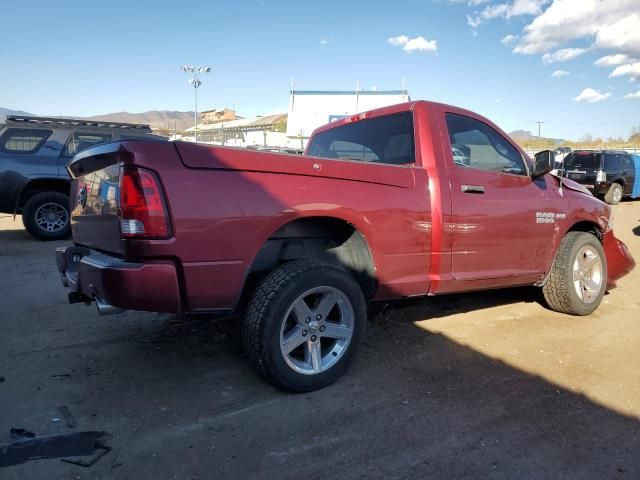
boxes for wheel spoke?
[315,291,338,319]
[582,254,598,270]
[281,326,306,354]
[305,341,322,373]
[583,278,600,293]
[292,298,313,324]
[321,323,352,341]
[573,268,582,282]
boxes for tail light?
[119,166,170,238]
[596,169,606,183]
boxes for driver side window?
[445,113,526,175]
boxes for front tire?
[22,192,71,241]
[242,260,366,392]
[542,232,607,315]
[604,183,623,205]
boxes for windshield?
[307,112,415,165]
[564,152,601,170]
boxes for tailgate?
[68,142,127,254]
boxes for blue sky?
[1,0,638,139]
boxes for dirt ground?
[1,202,639,480]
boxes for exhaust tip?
[95,297,125,316]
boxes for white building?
[286,89,410,141]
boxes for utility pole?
[536,121,545,138]
[181,65,211,142]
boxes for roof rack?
[5,115,151,130]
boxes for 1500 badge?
[536,212,566,224]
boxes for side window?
[0,128,52,153]
[307,111,415,165]
[62,133,112,157]
[445,113,526,175]
[624,155,634,169]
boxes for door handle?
[461,184,485,194]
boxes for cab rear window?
[307,112,415,165]
[0,128,52,153]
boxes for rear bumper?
[56,246,181,313]
[602,231,635,289]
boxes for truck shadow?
[49,303,640,480]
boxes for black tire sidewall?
[564,233,607,315]
[22,192,71,241]
[260,265,366,392]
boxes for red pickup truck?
[56,101,635,392]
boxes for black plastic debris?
[0,430,106,468]
[58,406,76,429]
[10,429,35,440]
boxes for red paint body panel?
[62,100,634,314]
[602,231,635,289]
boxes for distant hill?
[86,111,196,132]
[509,130,565,145]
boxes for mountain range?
[85,111,195,131]
[0,107,195,131]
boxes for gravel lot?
[1,203,639,479]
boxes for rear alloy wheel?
[243,260,366,392]
[22,192,71,241]
[543,232,607,315]
[604,183,623,205]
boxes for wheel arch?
[17,178,71,211]
[566,220,603,242]
[242,215,378,306]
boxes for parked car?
[56,101,635,392]
[561,150,637,205]
[0,115,159,240]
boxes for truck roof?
[4,115,152,132]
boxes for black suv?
[0,116,157,240]
[562,150,636,205]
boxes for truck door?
[443,113,563,284]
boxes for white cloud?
[609,62,640,78]
[388,35,437,53]
[466,14,481,28]
[574,88,612,103]
[501,34,519,46]
[594,54,632,67]
[468,0,549,27]
[594,13,640,55]
[623,90,640,99]
[542,47,587,64]
[551,69,570,77]
[513,0,639,55]
[319,39,329,45]
[388,35,409,47]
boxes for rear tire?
[22,192,71,241]
[542,232,607,315]
[242,260,366,392]
[604,183,623,205]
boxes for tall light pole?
[536,121,545,138]
[181,65,211,142]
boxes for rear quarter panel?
[126,141,433,312]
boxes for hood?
[549,173,593,196]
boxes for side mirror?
[531,150,554,178]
